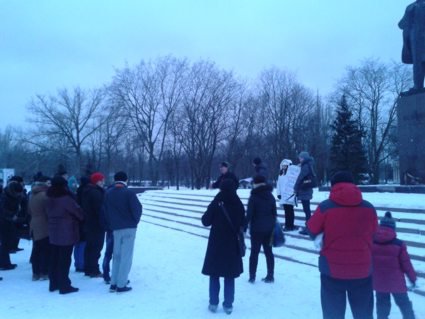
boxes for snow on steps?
[138,189,425,297]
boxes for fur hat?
[90,172,105,184]
[280,159,292,168]
[330,171,354,186]
[380,211,396,230]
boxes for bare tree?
[258,68,315,172]
[178,61,240,189]
[338,59,411,183]
[109,56,187,184]
[27,87,106,174]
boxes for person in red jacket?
[372,211,416,319]
[307,171,378,319]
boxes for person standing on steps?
[202,178,245,315]
[276,159,297,231]
[103,171,142,293]
[294,151,316,235]
[373,211,417,319]
[210,161,239,190]
[252,157,269,181]
[245,175,276,284]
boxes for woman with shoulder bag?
[201,179,245,315]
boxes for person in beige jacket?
[29,176,51,281]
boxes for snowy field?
[1,188,425,319]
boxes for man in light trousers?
[103,171,142,293]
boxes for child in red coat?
[372,211,416,319]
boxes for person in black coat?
[210,162,239,190]
[294,151,316,235]
[73,176,90,272]
[252,157,269,181]
[245,175,277,283]
[202,179,245,314]
[81,172,105,277]
[0,181,23,270]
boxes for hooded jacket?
[307,182,378,279]
[245,184,277,233]
[372,226,416,293]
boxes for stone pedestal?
[397,92,425,184]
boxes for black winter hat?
[253,157,262,165]
[10,175,24,183]
[114,171,128,182]
[380,211,396,230]
[220,161,230,168]
[8,181,23,193]
[330,171,354,186]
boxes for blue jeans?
[73,241,86,271]
[376,292,415,319]
[102,231,114,281]
[209,276,235,308]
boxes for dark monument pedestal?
[398,92,425,184]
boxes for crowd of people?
[0,154,419,318]
[205,152,417,318]
[0,169,142,294]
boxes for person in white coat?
[276,159,297,231]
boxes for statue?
[399,0,425,93]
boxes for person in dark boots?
[46,176,84,294]
[29,176,51,281]
[81,172,105,278]
[0,181,23,270]
[294,151,316,235]
[245,175,276,283]
[373,212,417,319]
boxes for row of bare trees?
[0,56,411,187]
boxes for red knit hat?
[90,172,105,184]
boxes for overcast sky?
[0,0,411,128]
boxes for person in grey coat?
[294,151,316,235]
[103,171,142,293]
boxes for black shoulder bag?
[218,201,246,257]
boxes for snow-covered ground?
[1,189,425,319]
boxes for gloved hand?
[277,195,281,200]
[408,280,417,291]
